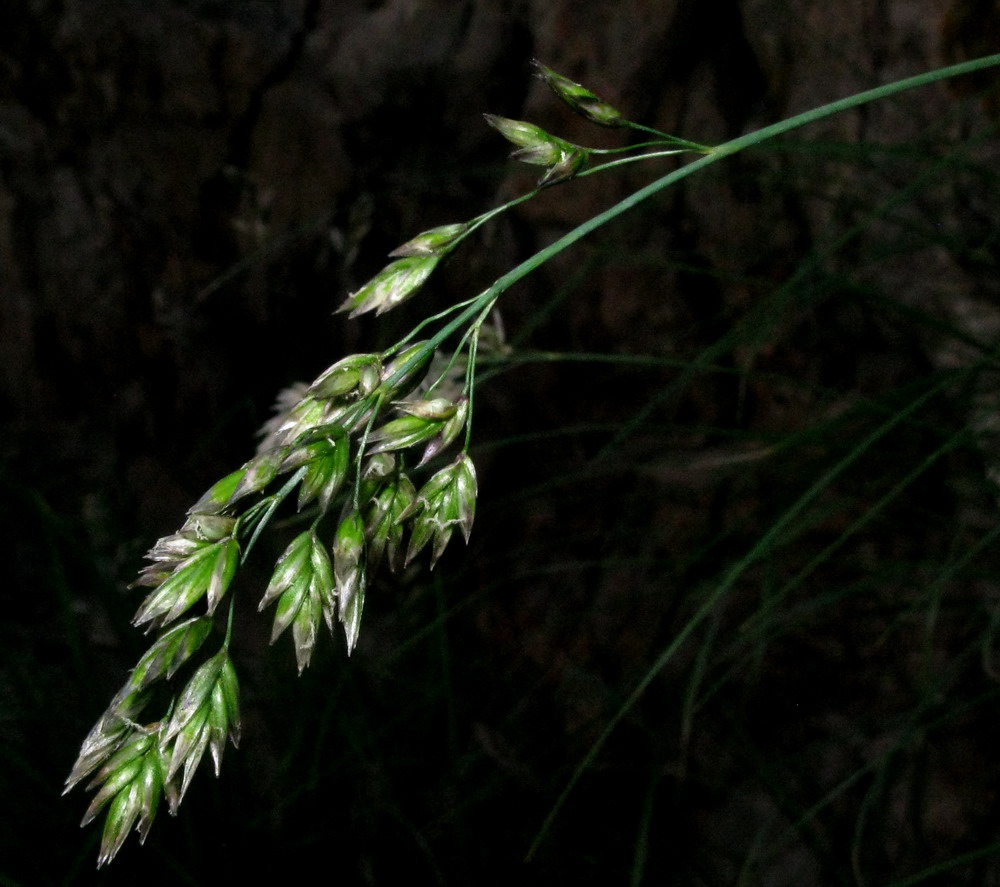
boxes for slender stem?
[463,327,480,453]
[352,393,386,510]
[223,597,235,650]
[710,53,1000,158]
[406,50,1000,365]
[453,189,542,248]
[588,140,692,155]
[579,148,690,176]
[625,120,711,151]
[382,52,1000,433]
[237,467,307,561]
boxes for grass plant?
[64,53,1000,876]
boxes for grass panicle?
[65,54,1000,867]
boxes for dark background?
[3,1,1000,884]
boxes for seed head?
[333,512,367,654]
[288,434,351,512]
[188,467,248,515]
[380,341,433,400]
[308,352,383,401]
[483,114,554,153]
[389,223,470,258]
[394,397,459,421]
[77,725,168,867]
[419,396,469,464]
[338,256,439,317]
[403,454,479,568]
[364,472,416,573]
[127,616,214,692]
[538,144,589,186]
[162,650,240,808]
[366,415,444,455]
[228,449,285,503]
[132,537,239,628]
[532,60,625,127]
[484,113,588,185]
[259,531,335,671]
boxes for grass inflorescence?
[65,54,1000,870]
